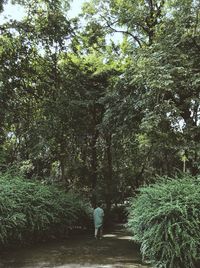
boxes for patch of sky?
[67,0,85,18]
[0,0,123,44]
[0,1,24,23]
[0,0,85,23]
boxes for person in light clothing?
[93,202,104,239]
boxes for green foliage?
[0,0,200,213]
[127,175,200,268]
[0,173,92,246]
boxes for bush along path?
[127,174,200,268]
[0,174,92,247]
[0,174,149,267]
[0,224,149,268]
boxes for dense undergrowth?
[0,173,92,247]
[127,175,200,268]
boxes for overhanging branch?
[106,22,142,47]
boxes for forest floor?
[0,225,150,268]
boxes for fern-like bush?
[127,175,200,268]
[0,174,92,246]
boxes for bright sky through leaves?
[0,0,85,22]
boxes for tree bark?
[105,132,112,213]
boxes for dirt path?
[0,226,150,268]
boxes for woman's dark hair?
[97,201,102,207]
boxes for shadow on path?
[0,225,150,268]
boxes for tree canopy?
[0,0,200,209]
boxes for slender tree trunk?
[90,103,99,207]
[91,132,98,187]
[105,132,112,213]
[60,157,66,181]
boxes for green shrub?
[127,175,200,268]
[0,173,92,246]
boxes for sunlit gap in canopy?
[0,0,25,23]
[0,0,85,23]
[0,0,124,46]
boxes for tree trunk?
[105,132,112,213]
[91,130,98,207]
[90,103,99,207]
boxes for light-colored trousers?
[95,226,103,238]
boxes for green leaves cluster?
[127,175,200,268]
[0,0,200,210]
[0,173,92,246]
